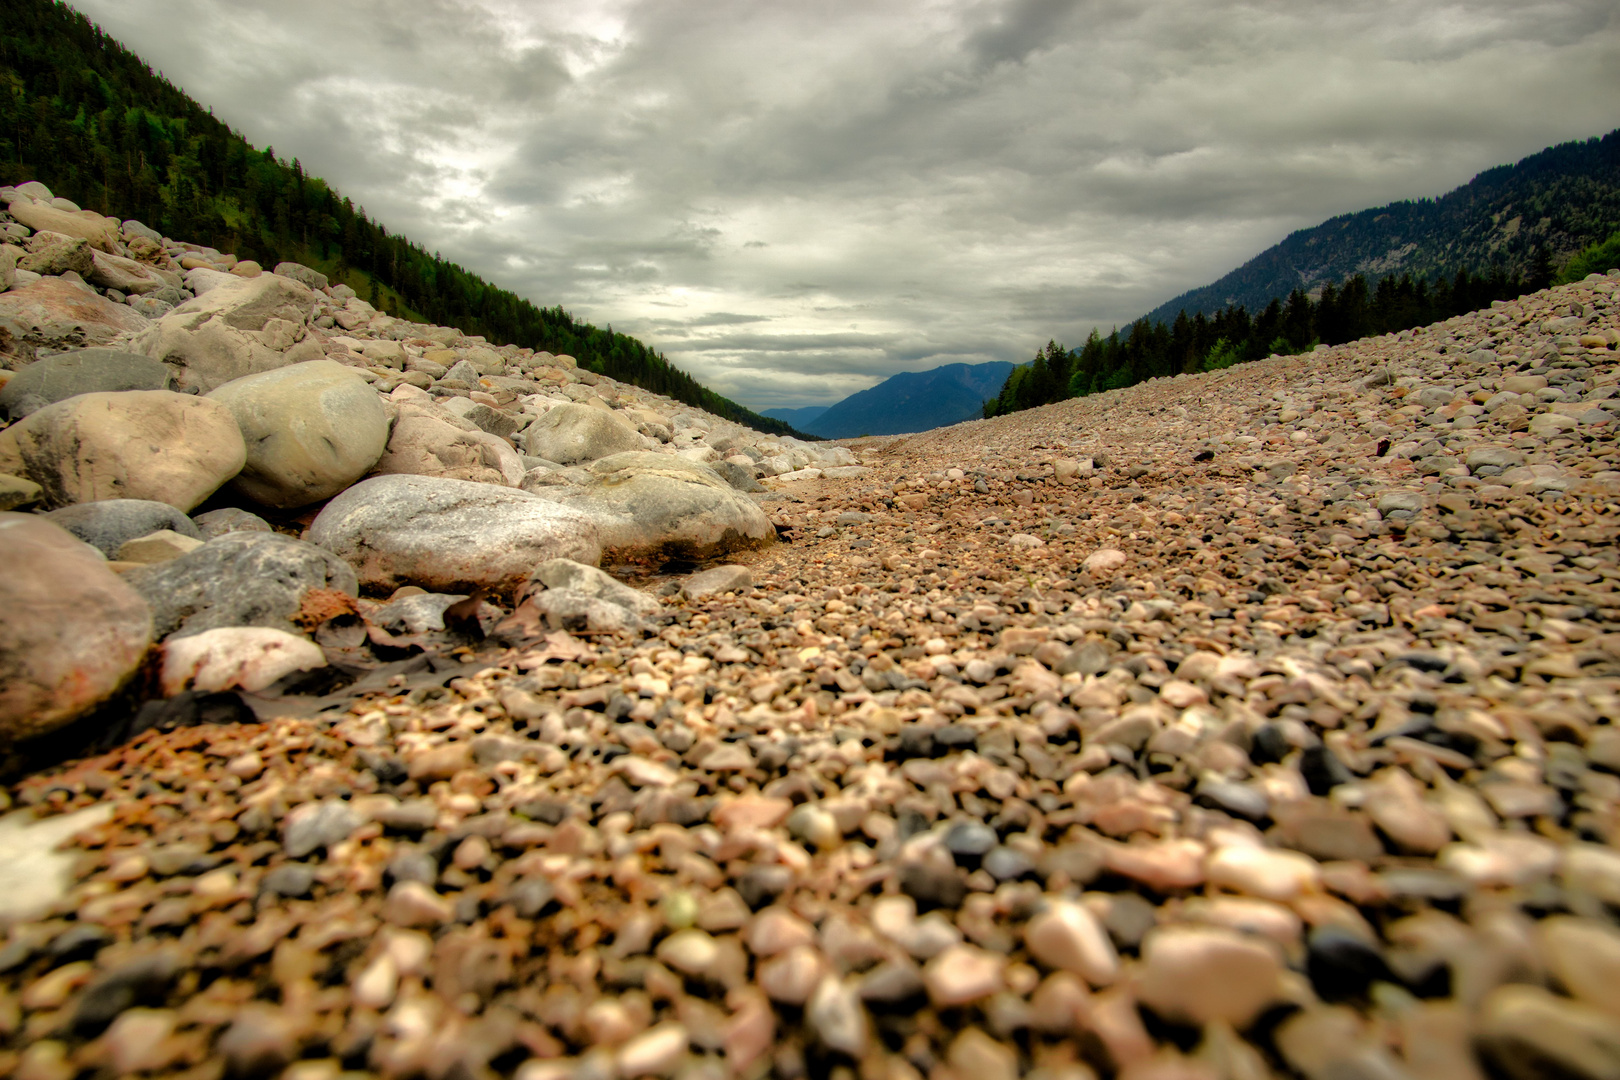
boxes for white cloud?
[70,0,1620,407]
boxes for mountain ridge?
[801,361,1014,439]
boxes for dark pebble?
[48,923,113,965]
[934,724,977,751]
[896,726,938,759]
[858,960,927,1006]
[737,864,795,909]
[1300,744,1354,796]
[983,846,1036,881]
[386,846,438,887]
[1194,776,1270,822]
[73,950,182,1033]
[1307,925,1393,1001]
[944,821,997,862]
[261,864,316,899]
[507,876,556,918]
[1251,723,1290,765]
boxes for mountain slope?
[0,0,803,437]
[805,362,1014,438]
[1144,130,1620,326]
[762,406,829,429]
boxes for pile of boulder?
[0,180,867,744]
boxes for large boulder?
[87,248,174,295]
[526,451,774,562]
[371,403,523,487]
[272,262,328,291]
[206,360,389,509]
[19,235,94,278]
[0,514,152,741]
[521,402,643,464]
[306,474,603,596]
[130,273,323,393]
[123,531,359,640]
[0,390,245,511]
[0,277,151,348]
[0,348,173,420]
[44,499,202,558]
[2,198,120,253]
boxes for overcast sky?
[71,0,1620,409]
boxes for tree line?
[984,262,1551,418]
[0,0,804,437]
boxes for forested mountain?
[1144,131,1620,326]
[761,406,830,429]
[806,362,1014,438]
[986,130,1620,418]
[0,0,803,437]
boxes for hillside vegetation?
[0,0,802,436]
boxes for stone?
[124,531,358,640]
[681,564,752,599]
[0,804,116,920]
[948,1029,1018,1080]
[87,249,170,295]
[372,403,523,488]
[1540,916,1620,1017]
[207,360,389,508]
[216,1003,301,1078]
[0,348,173,420]
[306,475,603,596]
[806,976,869,1057]
[117,529,205,564]
[273,262,328,290]
[526,451,774,562]
[0,514,152,740]
[0,277,151,347]
[1084,548,1127,574]
[19,235,94,278]
[1024,899,1120,986]
[617,1021,688,1077]
[44,499,202,557]
[924,944,1004,1007]
[1205,843,1320,901]
[382,881,454,927]
[131,273,322,393]
[192,506,272,540]
[528,558,661,616]
[1476,984,1620,1080]
[160,626,328,696]
[4,198,120,251]
[1304,926,1391,1002]
[1135,926,1284,1027]
[282,799,362,859]
[521,402,644,464]
[0,473,41,510]
[0,390,245,511]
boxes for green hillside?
[0,0,803,437]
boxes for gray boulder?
[19,235,94,278]
[130,273,323,393]
[0,514,152,741]
[306,474,603,596]
[371,403,521,487]
[442,359,481,385]
[45,499,202,558]
[206,360,389,509]
[123,531,358,640]
[528,558,661,615]
[272,262,329,291]
[526,451,774,562]
[713,459,765,493]
[0,348,173,420]
[521,402,643,465]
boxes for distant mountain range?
[776,361,1015,439]
[761,406,830,429]
[1144,129,1620,326]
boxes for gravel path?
[2,275,1619,1080]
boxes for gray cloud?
[70,0,1620,407]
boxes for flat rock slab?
[307,474,604,596]
[0,277,150,347]
[0,805,117,921]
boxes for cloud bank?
[71,0,1620,407]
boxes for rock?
[526,451,774,562]
[923,944,1004,1007]
[372,403,522,487]
[617,1021,688,1077]
[806,976,869,1057]
[160,626,327,696]
[1540,916,1620,1017]
[521,402,644,464]
[124,531,358,640]
[681,564,752,599]
[1084,548,1127,574]
[0,390,245,511]
[1135,926,1284,1027]
[529,559,660,616]
[0,514,152,739]
[44,499,202,557]
[4,199,120,251]
[0,804,116,920]
[192,506,272,539]
[0,277,150,347]
[1304,926,1391,1002]
[130,273,322,393]
[0,347,173,420]
[306,475,603,596]
[382,881,454,927]
[0,473,42,510]
[0,243,16,291]
[1476,984,1620,1080]
[947,1029,1018,1080]
[1205,843,1320,901]
[368,592,471,635]
[216,1003,301,1078]
[207,360,389,508]
[117,529,204,564]
[19,235,94,278]
[87,249,169,295]
[282,799,361,859]
[713,459,765,492]
[1024,899,1120,985]
[273,262,328,290]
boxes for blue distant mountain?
[803,361,1015,439]
[761,405,830,429]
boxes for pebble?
[924,944,1005,1007]
[1135,926,1285,1026]
[1024,899,1119,985]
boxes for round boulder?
[44,499,202,558]
[0,349,174,420]
[123,531,358,640]
[526,451,773,563]
[206,360,389,509]
[0,390,245,511]
[306,474,603,596]
[0,514,152,741]
[521,402,643,465]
